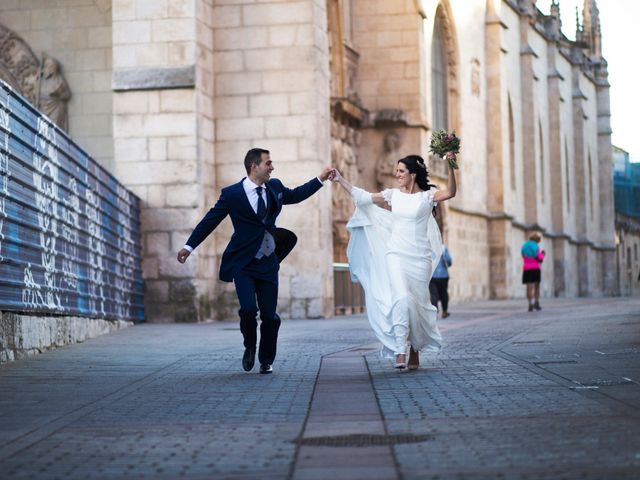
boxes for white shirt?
[243,177,275,258]
[242,177,268,214]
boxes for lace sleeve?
[381,188,393,207]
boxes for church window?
[342,0,352,45]
[431,13,448,132]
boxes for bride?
[331,153,457,370]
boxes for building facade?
[613,146,640,296]
[0,0,619,323]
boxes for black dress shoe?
[259,364,273,374]
[242,349,255,372]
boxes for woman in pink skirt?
[521,232,545,311]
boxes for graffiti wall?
[0,80,143,321]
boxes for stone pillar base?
[0,312,132,363]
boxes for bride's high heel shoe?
[394,353,407,369]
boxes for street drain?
[295,433,431,447]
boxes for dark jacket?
[186,177,323,282]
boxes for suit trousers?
[234,253,280,365]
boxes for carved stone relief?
[0,24,71,131]
[331,117,361,263]
[375,130,402,190]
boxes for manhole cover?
[295,433,431,447]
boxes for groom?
[177,148,333,374]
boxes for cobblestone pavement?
[0,297,639,480]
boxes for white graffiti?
[22,263,44,308]
[0,108,8,132]
[0,98,9,262]
[60,178,80,289]
[86,187,106,316]
[115,184,135,318]
[23,117,63,310]
[0,134,8,262]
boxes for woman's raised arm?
[433,152,457,203]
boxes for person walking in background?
[521,232,545,312]
[429,246,452,318]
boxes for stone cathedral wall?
[0,0,623,324]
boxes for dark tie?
[256,186,267,219]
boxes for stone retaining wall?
[0,312,132,363]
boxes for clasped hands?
[319,166,342,183]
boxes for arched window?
[431,12,448,132]
[508,96,515,190]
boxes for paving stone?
[0,298,638,479]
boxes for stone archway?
[428,1,461,180]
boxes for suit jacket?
[186,177,323,282]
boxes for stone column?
[571,64,590,296]
[111,0,217,322]
[485,4,510,299]
[547,48,566,296]
[594,64,617,295]
[519,12,538,227]
[211,0,333,319]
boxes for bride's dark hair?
[398,155,436,191]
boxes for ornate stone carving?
[0,24,71,131]
[375,130,402,190]
[0,23,40,104]
[331,118,361,262]
[373,109,407,127]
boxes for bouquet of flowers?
[429,130,460,169]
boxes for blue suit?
[185,176,323,365]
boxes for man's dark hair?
[244,148,270,175]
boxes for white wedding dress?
[346,187,443,358]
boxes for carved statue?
[38,56,71,130]
[0,24,71,131]
[375,130,401,190]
